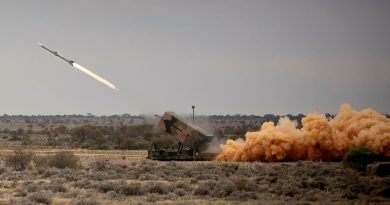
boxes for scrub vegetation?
[0,149,388,205]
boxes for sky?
[0,0,389,116]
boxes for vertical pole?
[192,105,195,124]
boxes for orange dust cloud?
[216,104,390,162]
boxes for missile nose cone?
[37,42,43,46]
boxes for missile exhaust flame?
[72,63,119,92]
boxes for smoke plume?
[72,63,119,91]
[216,104,390,162]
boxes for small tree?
[48,151,79,169]
[5,149,34,171]
[342,147,380,172]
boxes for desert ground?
[0,147,388,205]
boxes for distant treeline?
[0,124,174,150]
[0,113,389,150]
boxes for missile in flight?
[37,42,74,65]
[37,42,119,91]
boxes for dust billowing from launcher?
[216,104,390,161]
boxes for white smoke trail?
[72,63,119,92]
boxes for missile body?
[38,43,74,65]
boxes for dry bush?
[0,166,6,175]
[96,181,144,196]
[175,188,186,196]
[145,193,162,203]
[97,181,117,193]
[303,189,321,201]
[138,173,161,181]
[48,151,80,169]
[32,155,50,170]
[72,179,92,189]
[45,183,67,193]
[228,191,257,200]
[9,198,30,205]
[32,151,81,170]
[301,177,326,190]
[90,158,111,171]
[142,182,173,195]
[212,180,237,197]
[144,192,176,203]
[76,198,99,205]
[194,179,236,197]
[13,189,27,197]
[220,163,239,176]
[63,170,82,181]
[5,149,34,171]
[119,183,143,196]
[233,178,249,191]
[28,192,52,204]
[194,183,210,196]
[41,167,61,178]
[26,183,42,193]
[84,171,109,181]
[61,190,79,199]
[175,181,192,192]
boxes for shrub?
[301,177,326,190]
[194,185,209,196]
[234,178,248,191]
[0,166,6,175]
[175,182,192,192]
[14,189,27,197]
[98,182,116,193]
[119,183,143,196]
[212,180,236,197]
[96,181,144,196]
[90,159,111,171]
[228,191,257,200]
[26,183,41,193]
[145,183,165,194]
[33,155,50,170]
[143,182,172,195]
[47,183,67,193]
[343,147,380,172]
[175,188,186,197]
[145,193,162,203]
[28,192,52,204]
[76,198,99,205]
[194,179,239,198]
[5,149,34,171]
[48,151,80,169]
[41,168,61,178]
